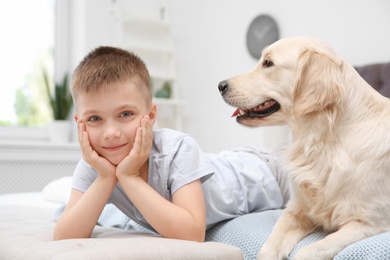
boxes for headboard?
[355,62,390,97]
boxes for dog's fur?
[219,36,390,259]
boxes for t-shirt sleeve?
[71,159,98,193]
[168,136,214,194]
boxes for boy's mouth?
[103,143,127,151]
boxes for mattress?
[0,179,243,260]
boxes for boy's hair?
[71,46,152,104]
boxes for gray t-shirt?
[72,128,283,231]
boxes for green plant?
[42,69,73,120]
[155,81,172,98]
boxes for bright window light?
[0,0,55,127]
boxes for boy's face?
[74,80,156,165]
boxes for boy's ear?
[73,113,79,123]
[149,103,157,125]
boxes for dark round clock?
[246,14,280,59]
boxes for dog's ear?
[293,49,346,117]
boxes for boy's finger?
[142,117,153,154]
[81,131,90,155]
[132,127,142,155]
[77,122,84,147]
[78,123,88,148]
[77,121,92,160]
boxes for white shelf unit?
[112,7,185,131]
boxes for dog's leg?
[257,210,315,260]
[292,221,379,260]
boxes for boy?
[53,46,289,242]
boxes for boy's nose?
[103,125,120,139]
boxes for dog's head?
[218,36,346,127]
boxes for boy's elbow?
[167,234,204,243]
[190,224,206,242]
[193,231,205,242]
[180,229,205,243]
[193,235,205,243]
[53,227,91,240]
[53,235,63,241]
[53,225,64,240]
[53,229,71,241]
[52,230,65,241]
[53,233,90,241]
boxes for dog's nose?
[218,80,229,95]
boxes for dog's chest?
[297,184,337,230]
[290,169,344,231]
[287,140,361,230]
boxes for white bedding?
[0,198,243,260]
[0,192,62,209]
[0,176,71,210]
[0,176,244,259]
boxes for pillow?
[42,176,72,204]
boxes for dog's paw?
[292,245,329,260]
[292,251,313,260]
[257,245,280,260]
[293,240,337,260]
[257,252,279,260]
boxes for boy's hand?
[77,119,117,179]
[116,115,153,179]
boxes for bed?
[0,180,247,260]
[1,61,390,260]
[2,176,390,260]
[0,146,243,260]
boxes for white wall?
[67,0,390,153]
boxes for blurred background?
[1,0,389,153]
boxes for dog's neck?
[289,106,340,145]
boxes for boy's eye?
[89,115,101,122]
[120,111,133,117]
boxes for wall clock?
[246,14,280,59]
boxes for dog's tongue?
[231,109,240,117]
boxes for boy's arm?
[116,116,206,241]
[118,176,206,242]
[53,176,117,240]
[53,120,118,240]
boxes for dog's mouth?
[231,100,281,118]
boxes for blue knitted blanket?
[206,210,390,260]
[58,205,390,260]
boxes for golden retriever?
[218,36,390,259]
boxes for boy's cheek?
[87,129,96,140]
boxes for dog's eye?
[262,59,274,67]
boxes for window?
[0,0,55,127]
